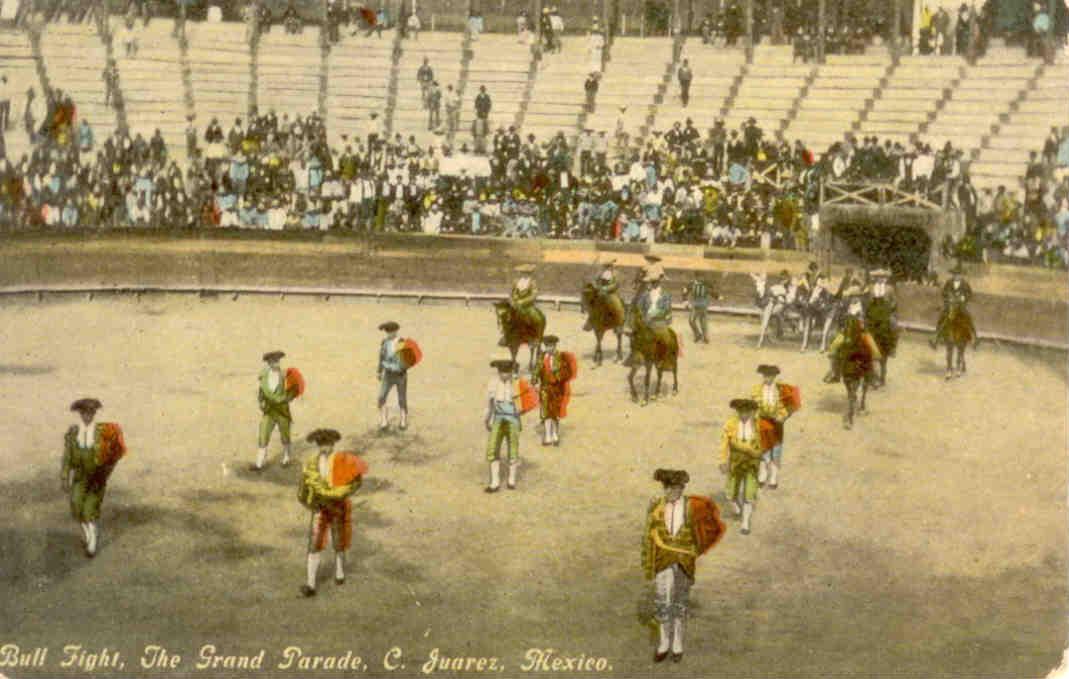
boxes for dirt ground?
[0,295,1065,679]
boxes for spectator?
[0,76,9,131]
[677,59,692,108]
[406,11,421,40]
[467,9,482,41]
[417,58,433,109]
[427,81,441,131]
[584,72,599,113]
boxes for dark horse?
[826,317,880,430]
[932,303,975,380]
[865,297,899,388]
[580,282,625,366]
[494,301,545,373]
[626,311,679,406]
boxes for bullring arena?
[0,234,1066,678]
[1,0,1069,675]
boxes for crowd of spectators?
[949,126,1069,268]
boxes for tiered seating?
[585,37,672,137]
[392,33,463,149]
[458,34,532,142]
[38,23,115,144]
[723,45,811,132]
[326,34,392,147]
[186,22,250,134]
[785,51,890,151]
[522,39,590,144]
[971,52,1069,190]
[924,46,1034,152]
[112,19,186,160]
[651,43,745,133]
[858,54,966,145]
[258,29,320,120]
[0,30,40,161]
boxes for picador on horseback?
[627,265,680,404]
[863,269,899,388]
[822,284,882,430]
[929,264,978,380]
[496,263,546,372]
[581,259,627,365]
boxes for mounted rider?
[583,259,625,331]
[501,263,540,346]
[630,254,666,332]
[864,269,899,386]
[636,269,673,341]
[930,263,977,349]
[823,284,881,383]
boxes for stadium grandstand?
[0,0,1065,269]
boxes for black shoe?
[497,337,508,347]
[300,585,316,597]
[740,528,750,535]
[485,486,500,493]
[768,483,778,490]
[507,481,516,490]
[335,576,345,586]
[653,651,669,663]
[671,652,683,663]
[248,464,264,472]
[280,459,291,468]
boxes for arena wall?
[0,232,1064,346]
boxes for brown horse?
[580,282,625,366]
[494,301,545,373]
[934,304,976,380]
[830,318,880,430]
[626,310,679,406]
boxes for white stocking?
[306,552,321,590]
[671,618,684,653]
[657,623,670,653]
[334,552,345,580]
[255,447,267,468]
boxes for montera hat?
[730,398,759,411]
[70,398,103,414]
[378,321,400,332]
[262,350,285,362]
[654,468,690,487]
[515,264,536,273]
[490,359,519,372]
[542,334,559,345]
[306,428,342,446]
[756,364,781,376]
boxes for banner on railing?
[439,154,492,177]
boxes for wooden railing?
[820,180,945,211]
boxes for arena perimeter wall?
[0,231,1064,348]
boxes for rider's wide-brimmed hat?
[515,264,536,274]
[870,269,892,279]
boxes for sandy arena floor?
[0,294,1065,678]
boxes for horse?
[799,282,843,353]
[864,297,899,387]
[750,272,805,349]
[626,308,679,406]
[494,301,545,373]
[933,302,975,380]
[580,282,625,366]
[828,317,880,430]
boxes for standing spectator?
[406,11,421,40]
[427,80,441,131]
[677,59,692,108]
[1032,2,1052,61]
[417,58,434,109]
[282,1,301,33]
[540,7,555,51]
[550,7,564,52]
[0,76,10,131]
[933,6,951,54]
[23,87,39,144]
[103,62,119,109]
[475,85,492,121]
[467,9,482,41]
[517,10,530,42]
[444,84,460,137]
[955,4,971,55]
[588,24,604,71]
[584,72,599,113]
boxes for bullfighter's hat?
[756,364,781,376]
[306,428,342,446]
[515,264,536,273]
[378,321,400,332]
[262,350,285,362]
[654,468,690,487]
[542,335,559,345]
[730,398,759,412]
[70,398,103,414]
[490,359,519,372]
